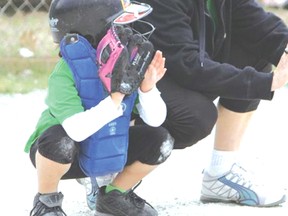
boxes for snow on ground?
[1,88,288,215]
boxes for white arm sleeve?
[136,87,167,127]
[62,96,123,142]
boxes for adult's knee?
[166,98,217,149]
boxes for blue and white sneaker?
[76,177,99,210]
[77,173,116,210]
[200,163,286,207]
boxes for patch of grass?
[0,12,58,58]
[0,12,59,94]
[0,58,58,94]
[265,7,288,24]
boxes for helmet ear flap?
[83,35,95,46]
[93,26,111,47]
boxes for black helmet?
[48,0,152,45]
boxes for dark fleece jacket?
[136,0,288,100]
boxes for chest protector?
[60,34,137,177]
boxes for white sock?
[206,149,239,176]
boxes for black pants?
[153,76,218,149]
[30,124,174,179]
[153,44,272,149]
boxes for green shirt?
[207,0,218,27]
[24,59,84,152]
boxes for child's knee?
[38,136,79,164]
[144,129,174,165]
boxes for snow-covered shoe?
[30,192,66,216]
[201,163,286,207]
[95,184,157,216]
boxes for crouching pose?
[25,0,174,215]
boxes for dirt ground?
[1,87,288,215]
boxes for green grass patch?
[0,12,58,58]
[0,12,59,94]
[0,58,58,94]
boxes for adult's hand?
[271,46,288,91]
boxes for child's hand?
[110,92,125,108]
[140,50,167,93]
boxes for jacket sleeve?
[231,0,288,66]
[140,0,288,100]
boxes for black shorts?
[144,76,218,149]
[29,124,173,179]
[154,57,272,149]
[137,42,272,150]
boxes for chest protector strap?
[60,34,137,177]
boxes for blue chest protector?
[60,34,137,177]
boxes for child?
[25,0,174,215]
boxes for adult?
[135,0,288,206]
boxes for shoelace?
[30,200,67,216]
[231,164,253,188]
[125,180,155,209]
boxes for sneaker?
[30,192,66,216]
[200,163,286,207]
[76,177,99,210]
[95,182,158,216]
[77,174,116,210]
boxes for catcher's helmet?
[48,0,152,45]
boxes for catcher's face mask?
[113,1,153,25]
